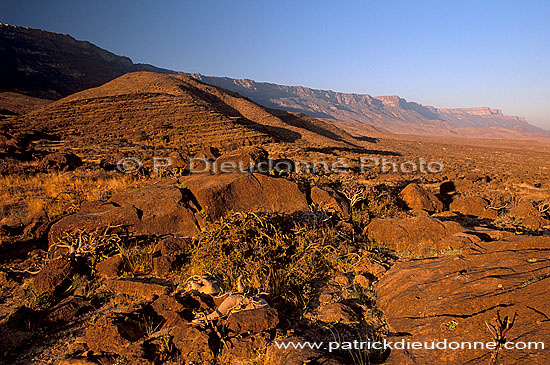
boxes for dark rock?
[152,294,185,316]
[522,216,549,230]
[169,324,215,364]
[218,333,270,364]
[38,151,82,171]
[509,201,541,218]
[315,302,359,325]
[85,315,144,356]
[153,237,188,256]
[95,255,124,279]
[33,258,76,296]
[225,307,279,335]
[46,296,94,323]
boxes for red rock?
[449,195,497,219]
[364,217,466,255]
[399,183,443,213]
[310,186,351,220]
[33,258,76,295]
[225,307,279,335]
[375,235,550,364]
[95,255,124,279]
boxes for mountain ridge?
[1,23,547,140]
[189,74,548,138]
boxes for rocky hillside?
[190,74,550,139]
[0,23,175,99]
[5,71,358,158]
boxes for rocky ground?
[1,136,549,364]
[1,84,550,363]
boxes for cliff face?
[2,24,547,139]
[0,23,174,99]
[191,74,548,138]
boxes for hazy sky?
[2,0,549,128]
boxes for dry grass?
[0,170,140,225]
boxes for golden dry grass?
[0,170,141,225]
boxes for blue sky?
[2,0,549,128]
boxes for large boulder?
[33,258,77,296]
[375,235,550,364]
[225,307,279,335]
[49,173,309,244]
[48,183,201,244]
[509,201,541,219]
[180,172,309,222]
[364,217,466,255]
[399,183,443,213]
[449,196,497,219]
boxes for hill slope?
[7,72,357,157]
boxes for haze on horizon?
[1,0,549,129]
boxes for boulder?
[225,307,279,335]
[33,258,77,296]
[218,333,269,364]
[49,173,310,244]
[181,172,309,222]
[95,255,125,279]
[169,324,215,364]
[522,216,549,230]
[315,302,359,325]
[375,235,550,364]
[153,237,188,256]
[46,296,94,323]
[449,196,497,219]
[85,315,144,356]
[151,294,185,316]
[38,151,82,171]
[399,183,443,213]
[310,186,351,220]
[364,217,466,255]
[509,201,541,218]
[48,183,202,244]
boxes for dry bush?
[188,212,391,317]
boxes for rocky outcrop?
[180,172,309,222]
[375,235,550,364]
[449,196,498,219]
[48,173,311,244]
[364,217,466,255]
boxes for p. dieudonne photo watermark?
[116,156,444,175]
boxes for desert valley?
[0,22,550,365]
